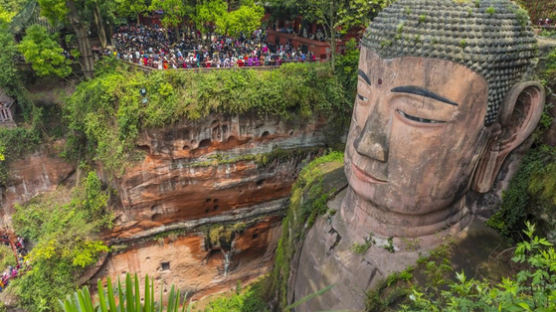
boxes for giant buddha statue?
[289,0,545,310]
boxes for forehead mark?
[391,86,459,107]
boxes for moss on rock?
[266,151,345,309]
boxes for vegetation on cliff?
[487,144,556,241]
[0,244,17,269]
[0,127,40,186]
[487,47,556,242]
[267,151,345,309]
[10,172,112,312]
[202,280,269,312]
[365,223,556,312]
[61,273,192,312]
[63,60,350,175]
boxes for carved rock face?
[344,47,492,235]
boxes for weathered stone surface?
[290,189,471,312]
[93,216,282,301]
[0,146,75,226]
[287,2,547,310]
[92,113,334,299]
[110,113,329,239]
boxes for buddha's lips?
[352,163,387,184]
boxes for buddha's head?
[344,0,545,236]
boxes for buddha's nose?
[353,108,389,162]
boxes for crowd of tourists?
[111,25,318,69]
[0,234,27,292]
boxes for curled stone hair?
[362,0,537,125]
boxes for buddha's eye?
[397,109,446,124]
[357,94,368,102]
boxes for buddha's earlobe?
[472,82,545,193]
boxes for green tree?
[194,0,227,36]
[0,19,18,90]
[89,0,111,49]
[149,0,187,37]
[115,0,147,25]
[270,0,389,69]
[0,0,26,21]
[11,172,112,312]
[18,24,72,78]
[218,2,264,38]
[37,0,101,78]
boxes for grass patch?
[201,278,269,312]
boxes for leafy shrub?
[544,47,556,84]
[352,233,376,255]
[203,280,269,312]
[61,273,191,312]
[399,222,556,312]
[0,243,17,269]
[335,38,359,106]
[487,145,556,241]
[11,172,112,312]
[64,60,348,175]
[18,25,72,78]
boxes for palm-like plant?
[60,273,192,312]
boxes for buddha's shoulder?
[294,155,347,204]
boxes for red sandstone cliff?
[0,112,333,301]
[0,141,75,226]
[92,113,332,299]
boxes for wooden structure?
[0,89,15,126]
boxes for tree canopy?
[193,0,227,34]
[268,0,390,67]
[218,2,264,38]
[149,0,188,32]
[115,0,147,21]
[0,19,19,90]
[0,0,27,21]
[18,24,72,78]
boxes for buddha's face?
[345,47,492,216]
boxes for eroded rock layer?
[110,113,329,238]
[94,113,333,298]
[95,216,282,301]
[1,112,335,301]
[0,142,75,226]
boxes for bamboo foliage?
[59,273,192,312]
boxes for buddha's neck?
[340,187,471,239]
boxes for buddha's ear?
[472,81,545,193]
